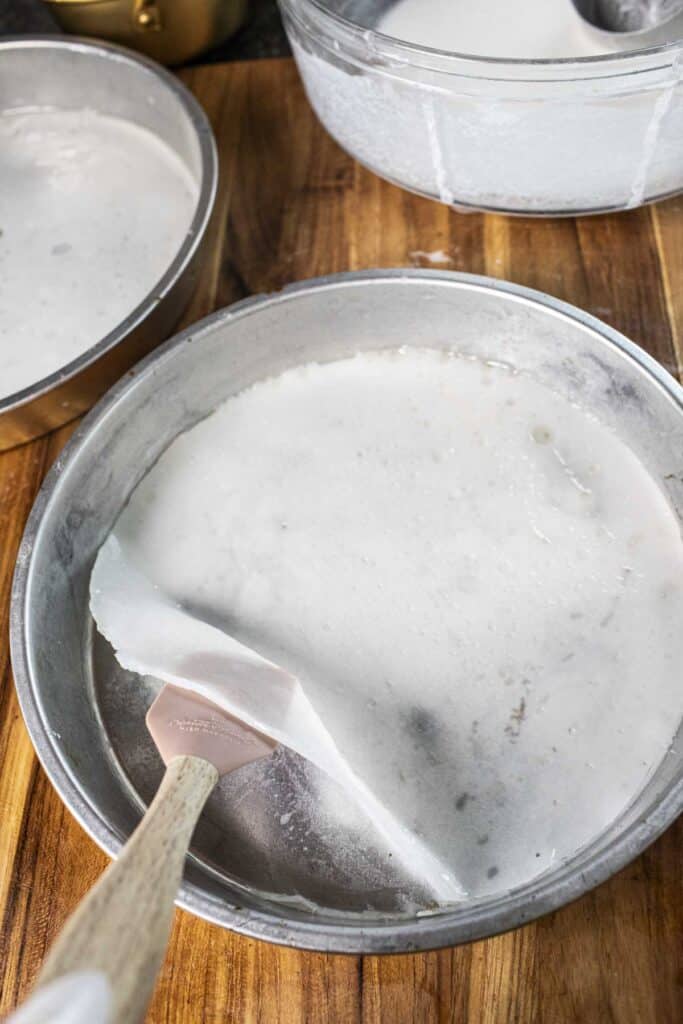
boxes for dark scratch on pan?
[505,696,527,739]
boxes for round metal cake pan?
[0,36,217,452]
[11,270,683,953]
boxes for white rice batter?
[0,109,198,400]
[380,0,613,58]
[92,349,683,900]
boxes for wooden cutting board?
[0,57,681,1024]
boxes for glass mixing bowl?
[278,0,683,215]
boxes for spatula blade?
[146,684,276,776]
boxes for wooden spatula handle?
[35,754,218,1024]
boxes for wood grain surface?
[0,57,681,1023]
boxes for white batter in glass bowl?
[280,0,683,214]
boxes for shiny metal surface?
[11,270,683,953]
[0,37,217,452]
[573,0,683,44]
[44,0,249,66]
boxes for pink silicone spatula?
[27,684,276,1024]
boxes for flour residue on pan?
[91,348,683,905]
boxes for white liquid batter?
[92,349,683,901]
[0,109,198,400]
[292,1,683,213]
[379,0,610,58]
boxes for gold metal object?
[134,0,162,32]
[44,0,248,65]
